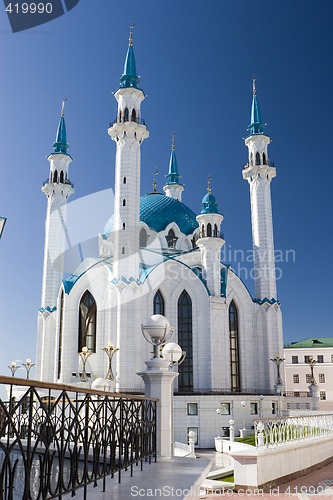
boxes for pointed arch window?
[166,229,178,249]
[207,223,212,237]
[59,171,64,183]
[153,290,165,316]
[57,289,65,379]
[53,170,58,183]
[213,224,218,237]
[229,301,240,391]
[78,291,97,353]
[201,225,205,238]
[140,228,148,248]
[255,152,261,166]
[262,152,267,165]
[131,108,137,123]
[124,107,129,122]
[119,110,122,123]
[123,199,126,206]
[178,290,193,391]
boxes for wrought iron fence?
[255,413,333,449]
[0,376,157,499]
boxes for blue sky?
[0,0,332,380]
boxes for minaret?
[108,27,149,280]
[163,134,184,201]
[37,100,74,381]
[243,79,277,300]
[41,99,74,310]
[196,178,224,296]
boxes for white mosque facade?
[36,34,284,446]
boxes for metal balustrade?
[0,376,157,499]
[255,413,333,449]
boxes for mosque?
[36,31,284,446]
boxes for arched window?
[124,107,129,122]
[153,290,165,316]
[131,108,137,122]
[122,223,126,230]
[250,152,253,165]
[78,291,97,353]
[201,225,205,238]
[122,247,125,254]
[166,229,177,249]
[123,199,126,206]
[213,224,218,237]
[140,228,148,247]
[53,170,58,183]
[229,301,240,391]
[262,152,267,165]
[57,289,65,379]
[192,234,198,248]
[178,290,193,391]
[255,152,261,166]
[59,171,64,183]
[123,177,127,184]
[119,110,122,122]
[207,223,212,237]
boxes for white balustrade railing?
[255,413,333,449]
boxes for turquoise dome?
[201,192,219,214]
[102,193,198,239]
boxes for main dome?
[102,193,198,239]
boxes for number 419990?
[6,3,53,14]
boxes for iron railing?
[109,117,147,127]
[0,376,157,499]
[255,413,333,449]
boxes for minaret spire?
[119,23,140,89]
[37,101,74,382]
[243,79,277,300]
[163,133,184,201]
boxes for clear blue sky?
[0,0,332,380]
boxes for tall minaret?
[108,27,149,280]
[243,79,277,300]
[163,134,184,201]
[36,100,74,381]
[196,178,224,296]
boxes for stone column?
[138,358,178,458]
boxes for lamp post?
[8,361,20,377]
[307,356,317,384]
[22,359,35,380]
[161,342,185,370]
[241,400,246,430]
[0,217,7,240]
[270,354,285,395]
[78,347,92,382]
[102,341,119,381]
[141,314,174,358]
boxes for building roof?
[284,337,333,349]
[102,193,198,239]
[200,191,219,214]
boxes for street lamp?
[22,359,35,380]
[8,361,20,377]
[102,341,119,381]
[78,347,92,382]
[307,356,317,384]
[0,217,7,240]
[270,354,285,395]
[141,314,174,358]
[241,400,246,430]
[161,342,185,370]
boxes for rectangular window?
[331,355,333,363]
[272,402,276,415]
[292,356,298,364]
[220,403,231,415]
[250,403,258,415]
[293,374,299,383]
[304,355,311,363]
[319,373,325,383]
[187,427,198,445]
[294,391,300,397]
[306,374,312,383]
[317,355,324,363]
[320,391,326,400]
[187,403,198,416]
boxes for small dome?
[201,192,219,214]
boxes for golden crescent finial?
[61,97,67,117]
[252,75,257,96]
[152,167,158,192]
[171,133,176,151]
[207,174,212,193]
[129,22,135,46]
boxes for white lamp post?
[241,400,246,430]
[141,314,174,358]
[161,342,185,369]
[78,347,92,382]
[8,361,20,377]
[22,359,35,380]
